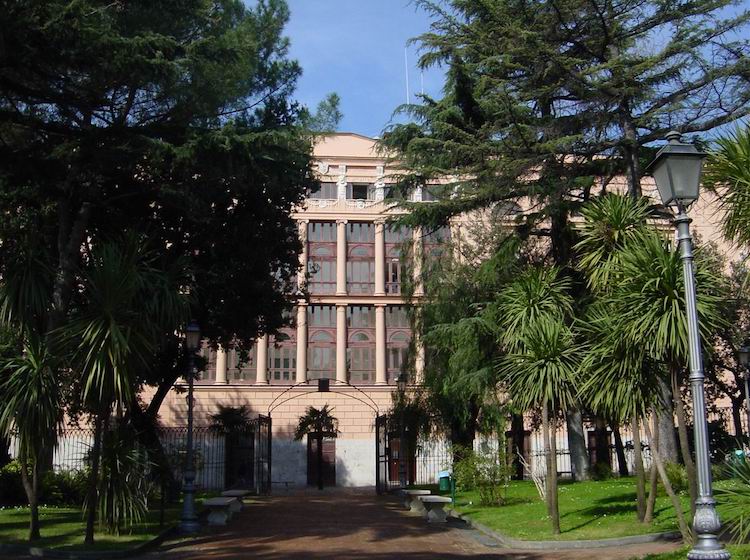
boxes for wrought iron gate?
[255,415,272,495]
[375,414,392,494]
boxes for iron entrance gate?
[222,414,272,495]
[376,413,398,494]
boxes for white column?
[298,220,309,291]
[375,304,387,385]
[375,220,385,296]
[336,304,347,384]
[255,335,268,385]
[296,303,308,384]
[215,346,228,385]
[413,226,425,297]
[336,219,347,296]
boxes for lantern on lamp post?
[179,320,202,534]
[647,131,729,560]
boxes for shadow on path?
[142,488,679,560]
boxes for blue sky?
[285,1,445,137]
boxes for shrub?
[453,446,510,506]
[42,469,88,506]
[716,452,750,543]
[664,462,689,494]
[91,429,152,535]
[591,461,613,481]
[0,460,26,506]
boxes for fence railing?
[11,419,272,494]
[379,406,744,489]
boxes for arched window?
[347,305,375,384]
[308,330,335,381]
[387,306,412,384]
[385,225,412,295]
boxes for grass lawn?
[0,494,213,552]
[426,477,739,542]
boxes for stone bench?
[418,496,452,523]
[220,489,252,513]
[203,496,240,526]
[401,489,431,514]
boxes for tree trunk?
[671,367,697,516]
[730,400,744,442]
[644,420,692,543]
[594,416,611,468]
[645,416,659,524]
[510,414,526,480]
[632,417,646,522]
[48,201,91,332]
[566,409,589,481]
[621,113,643,199]
[316,433,324,491]
[656,378,679,463]
[85,414,104,545]
[127,404,177,493]
[542,403,561,534]
[612,422,629,476]
[19,452,40,541]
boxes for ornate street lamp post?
[647,131,729,560]
[738,346,750,442]
[179,320,202,535]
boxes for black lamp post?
[396,373,408,488]
[179,320,202,535]
[738,346,750,442]
[647,131,729,560]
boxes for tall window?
[387,306,411,384]
[268,327,296,385]
[385,225,412,295]
[198,342,217,383]
[346,223,375,294]
[308,222,336,294]
[309,182,338,200]
[228,346,255,383]
[347,306,375,384]
[308,305,336,381]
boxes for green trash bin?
[438,470,451,492]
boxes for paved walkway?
[148,489,681,560]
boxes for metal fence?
[376,405,744,492]
[11,417,272,494]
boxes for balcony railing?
[304,198,403,213]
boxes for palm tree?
[294,405,339,490]
[576,194,729,518]
[494,267,577,534]
[0,339,61,540]
[577,308,692,540]
[705,124,750,248]
[61,237,190,545]
[498,316,580,534]
[0,238,60,541]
